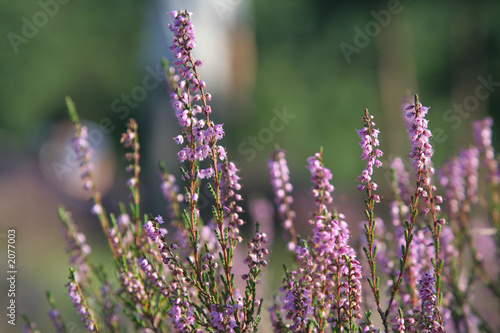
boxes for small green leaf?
[66,96,79,124]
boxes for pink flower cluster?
[405,100,434,186]
[219,161,244,243]
[168,10,226,180]
[357,109,383,195]
[439,147,480,217]
[473,117,500,184]
[72,125,94,191]
[307,151,334,214]
[418,272,445,332]
[67,277,95,331]
[273,152,362,330]
[268,149,297,248]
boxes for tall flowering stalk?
[21,315,41,333]
[473,118,500,262]
[272,150,362,332]
[58,207,91,284]
[473,117,500,186]
[142,10,267,331]
[67,268,99,332]
[120,118,142,247]
[269,148,297,249]
[417,272,444,332]
[367,96,445,331]
[219,160,245,244]
[435,121,500,331]
[438,147,479,270]
[67,97,109,230]
[357,109,384,323]
[168,10,233,297]
[404,95,445,307]
[46,291,66,333]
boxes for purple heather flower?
[439,147,479,218]
[360,321,378,332]
[198,167,214,179]
[268,149,297,248]
[249,198,275,249]
[67,277,97,332]
[391,315,406,333]
[48,309,65,333]
[119,269,147,304]
[281,282,314,332]
[90,203,103,215]
[120,129,135,148]
[439,158,466,218]
[417,272,444,332]
[169,11,227,179]
[160,173,180,205]
[243,230,269,280]
[168,288,195,332]
[307,151,334,214]
[138,257,167,292]
[473,117,500,184]
[460,147,480,204]
[402,229,435,308]
[473,117,494,150]
[100,283,119,331]
[210,304,237,332]
[126,177,137,188]
[116,213,130,227]
[21,321,41,333]
[217,145,227,160]
[357,109,383,192]
[330,257,363,326]
[142,216,167,250]
[72,125,98,198]
[418,272,444,333]
[405,97,434,188]
[219,161,244,243]
[60,210,91,283]
[174,134,184,145]
[390,157,412,206]
[275,153,362,329]
[418,272,437,312]
[404,96,445,227]
[169,11,196,73]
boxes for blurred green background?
[1,0,500,331]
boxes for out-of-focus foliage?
[235,0,500,190]
[0,1,143,140]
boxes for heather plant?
[23,9,500,333]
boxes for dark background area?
[1,0,500,331]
